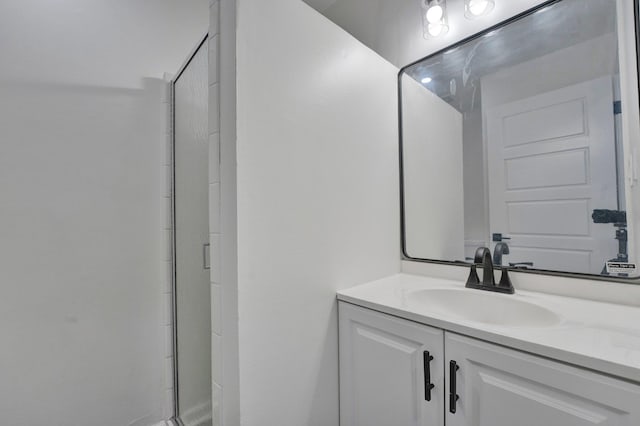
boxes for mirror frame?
[398,0,640,283]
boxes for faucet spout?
[474,247,495,286]
[493,242,510,266]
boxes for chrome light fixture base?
[421,0,449,38]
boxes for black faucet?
[476,247,495,286]
[465,247,515,294]
[493,242,509,266]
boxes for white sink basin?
[407,288,562,327]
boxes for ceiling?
[403,0,617,109]
[302,0,600,69]
[0,0,209,88]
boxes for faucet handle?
[465,264,480,287]
[497,268,515,294]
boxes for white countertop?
[337,273,640,383]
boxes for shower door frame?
[170,33,210,426]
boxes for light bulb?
[465,0,494,19]
[428,23,447,37]
[468,0,488,15]
[426,5,444,24]
[422,1,449,38]
[421,77,433,84]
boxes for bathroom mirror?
[400,0,640,279]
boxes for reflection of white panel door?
[486,76,618,274]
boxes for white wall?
[0,78,168,426]
[0,1,208,425]
[402,75,465,261]
[0,0,209,89]
[462,108,486,250]
[481,34,619,109]
[234,0,401,424]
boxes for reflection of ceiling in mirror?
[404,0,617,112]
[306,0,340,12]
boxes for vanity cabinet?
[339,302,640,426]
[445,333,640,426]
[339,303,445,426]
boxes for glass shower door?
[173,37,212,426]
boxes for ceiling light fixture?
[465,0,495,19]
[421,77,433,84]
[422,0,449,39]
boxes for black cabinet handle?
[449,360,460,414]
[423,351,435,401]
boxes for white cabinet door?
[339,302,445,426]
[445,332,640,426]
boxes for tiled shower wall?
[208,1,223,425]
[208,0,240,424]
[161,75,175,421]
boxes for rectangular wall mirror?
[400,0,640,279]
